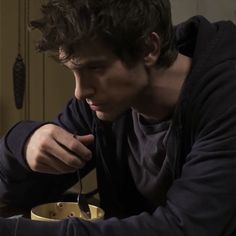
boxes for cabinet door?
[0,0,74,135]
[28,0,74,122]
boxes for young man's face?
[61,41,149,121]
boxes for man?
[0,0,236,235]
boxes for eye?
[88,66,100,70]
[88,64,103,70]
[86,65,107,74]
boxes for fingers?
[25,136,75,174]
[54,133,94,162]
[47,138,88,168]
[30,157,75,175]
[34,152,80,174]
[25,124,95,175]
[73,134,94,146]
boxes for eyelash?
[87,66,99,70]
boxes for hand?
[25,124,94,174]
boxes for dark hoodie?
[0,16,236,235]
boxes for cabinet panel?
[27,0,45,121]
[0,0,2,134]
[0,0,26,135]
[28,0,74,122]
[0,0,74,135]
[27,0,74,121]
[44,58,74,120]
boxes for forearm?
[1,121,48,170]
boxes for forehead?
[59,41,117,67]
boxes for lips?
[86,99,101,106]
[86,99,105,111]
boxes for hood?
[175,15,236,70]
[173,16,236,130]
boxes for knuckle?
[68,158,82,166]
[42,124,58,137]
[39,138,50,150]
[39,142,47,151]
[49,125,58,133]
[69,157,85,168]
[68,142,78,152]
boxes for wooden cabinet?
[0,0,74,136]
[0,0,25,135]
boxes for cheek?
[105,78,135,101]
[111,74,146,97]
[98,63,147,100]
[105,81,141,108]
[104,71,138,91]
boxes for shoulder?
[176,59,236,140]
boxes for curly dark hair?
[30,0,177,68]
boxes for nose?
[74,72,95,100]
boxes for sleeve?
[0,98,95,207]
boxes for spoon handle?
[77,171,91,219]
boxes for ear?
[143,32,160,67]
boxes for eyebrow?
[63,58,109,70]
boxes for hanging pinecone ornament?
[13,53,26,109]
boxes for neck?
[132,53,192,122]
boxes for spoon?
[77,171,91,220]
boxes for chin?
[95,111,119,121]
